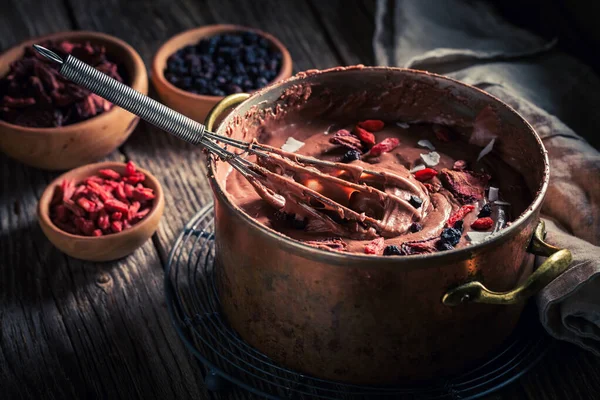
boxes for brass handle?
[442,220,572,306]
[205,93,250,131]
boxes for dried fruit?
[414,168,438,182]
[49,160,154,237]
[0,40,123,127]
[383,245,402,256]
[453,160,467,171]
[471,217,494,231]
[478,203,492,218]
[364,237,385,254]
[366,138,400,157]
[353,126,376,146]
[408,195,423,209]
[341,149,362,163]
[437,241,454,251]
[453,220,464,232]
[446,205,475,227]
[440,227,462,246]
[358,119,385,132]
[409,222,423,232]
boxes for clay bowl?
[38,162,164,262]
[0,31,148,170]
[151,24,293,123]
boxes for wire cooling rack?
[164,203,553,400]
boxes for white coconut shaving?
[281,137,305,153]
[494,200,511,206]
[488,187,499,202]
[396,121,410,129]
[420,151,440,167]
[476,138,496,161]
[410,164,426,173]
[467,231,492,243]
[417,139,436,151]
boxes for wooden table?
[1,1,599,398]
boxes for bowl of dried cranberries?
[151,24,293,123]
[0,31,148,170]
[38,161,164,262]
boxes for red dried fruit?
[358,120,385,132]
[98,169,121,180]
[1,96,36,108]
[76,197,96,213]
[111,212,123,221]
[414,168,438,182]
[97,212,110,230]
[132,187,156,201]
[471,217,494,230]
[433,124,453,142]
[85,176,104,184]
[446,205,476,227]
[124,183,134,198]
[86,181,113,202]
[132,208,151,222]
[92,229,103,237]
[63,199,85,217]
[400,237,439,255]
[61,180,75,202]
[104,199,129,213]
[54,205,68,222]
[364,237,385,254]
[110,220,123,233]
[366,138,399,157]
[115,182,128,202]
[124,161,136,176]
[128,201,141,220]
[123,172,145,184]
[329,129,363,152]
[75,217,95,236]
[353,126,376,146]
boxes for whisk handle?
[60,55,206,145]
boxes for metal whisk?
[33,44,424,238]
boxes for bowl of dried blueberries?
[152,24,292,123]
[0,31,148,170]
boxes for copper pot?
[204,67,572,384]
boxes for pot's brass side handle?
[205,93,250,131]
[442,221,572,306]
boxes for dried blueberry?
[409,196,423,209]
[453,220,464,232]
[440,227,462,246]
[383,245,403,256]
[478,203,492,218]
[409,222,423,233]
[256,77,269,88]
[341,149,362,163]
[437,241,454,251]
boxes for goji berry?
[111,212,123,221]
[364,237,385,254]
[414,168,438,182]
[104,199,129,214]
[61,180,75,201]
[63,199,85,217]
[87,181,113,202]
[367,138,400,157]
[124,161,136,176]
[353,126,376,146]
[124,183,134,198]
[97,212,110,230]
[76,197,96,213]
[115,182,128,201]
[92,229,103,237]
[98,169,121,180]
[132,187,156,201]
[123,172,145,184]
[54,205,68,222]
[358,119,385,132]
[471,217,494,230]
[128,201,141,220]
[132,208,151,222]
[110,220,123,233]
[446,205,476,227]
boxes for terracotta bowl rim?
[38,161,164,242]
[0,30,147,134]
[151,24,293,102]
[208,66,551,265]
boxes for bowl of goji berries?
[152,24,292,123]
[0,31,148,170]
[38,161,164,262]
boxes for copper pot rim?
[207,66,550,268]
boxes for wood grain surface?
[1,0,599,399]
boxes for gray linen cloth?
[374,0,600,354]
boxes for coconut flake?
[420,151,440,167]
[467,231,492,243]
[281,137,305,153]
[488,187,499,202]
[410,164,426,173]
[494,200,511,206]
[417,139,436,151]
[396,121,410,129]
[476,138,496,161]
